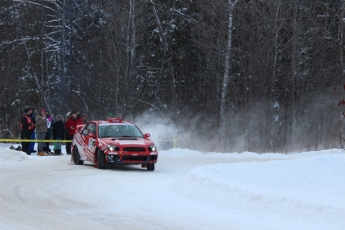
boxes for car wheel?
[73,147,84,165]
[97,149,105,169]
[147,163,155,171]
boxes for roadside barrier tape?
[158,137,180,148]
[158,138,180,142]
[3,137,180,143]
[0,139,72,143]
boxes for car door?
[82,123,96,161]
[77,125,89,160]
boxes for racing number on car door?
[88,137,96,153]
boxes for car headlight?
[148,145,156,152]
[107,145,119,151]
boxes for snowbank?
[171,151,345,230]
[0,147,29,163]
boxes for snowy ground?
[0,144,344,230]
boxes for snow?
[0,145,344,230]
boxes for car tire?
[97,149,105,169]
[73,147,84,165]
[147,163,155,171]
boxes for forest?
[0,0,344,153]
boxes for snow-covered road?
[0,147,344,230]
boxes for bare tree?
[219,0,239,147]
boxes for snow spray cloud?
[128,88,340,153]
[132,111,197,150]
[132,111,224,152]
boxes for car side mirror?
[88,133,95,138]
[144,133,150,139]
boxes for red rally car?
[72,117,158,171]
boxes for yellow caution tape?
[158,137,180,142]
[158,137,180,148]
[0,139,72,143]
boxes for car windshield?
[98,124,143,138]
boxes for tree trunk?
[60,0,67,113]
[219,0,238,141]
[340,0,345,72]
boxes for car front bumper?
[106,153,157,164]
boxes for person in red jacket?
[65,111,83,154]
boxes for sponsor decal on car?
[88,138,96,152]
[117,140,145,145]
[74,133,84,146]
[98,139,108,151]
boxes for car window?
[98,124,143,138]
[81,124,90,136]
[98,125,106,138]
[122,126,135,136]
[88,124,96,135]
[82,123,96,136]
[98,125,118,137]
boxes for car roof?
[91,117,133,125]
[98,122,133,126]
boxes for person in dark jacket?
[21,107,34,155]
[52,114,65,155]
[28,111,36,154]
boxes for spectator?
[82,113,88,124]
[65,111,72,146]
[20,107,34,155]
[43,110,54,154]
[65,111,83,154]
[28,110,36,154]
[36,108,48,156]
[52,114,65,155]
